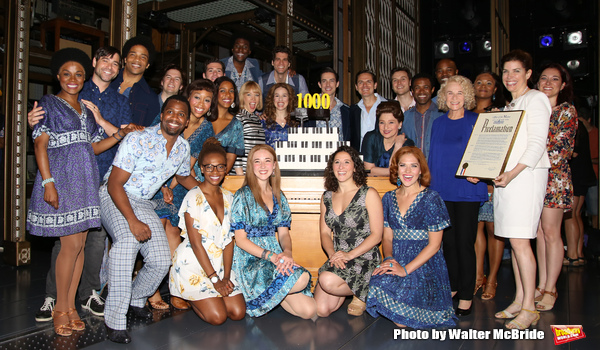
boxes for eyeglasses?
[202,164,227,172]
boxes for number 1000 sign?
[297,93,330,109]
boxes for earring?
[492,94,496,102]
[206,110,211,116]
[231,102,236,108]
[397,178,402,187]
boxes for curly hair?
[376,101,404,123]
[185,79,217,122]
[122,36,156,65]
[263,83,298,128]
[198,137,226,166]
[323,146,367,192]
[214,76,240,115]
[437,75,476,111]
[51,48,92,79]
[473,71,506,110]
[389,146,431,187]
[239,81,263,111]
[243,144,283,212]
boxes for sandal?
[505,308,540,329]
[474,276,487,295]
[481,280,497,300]
[347,296,366,316]
[536,291,557,311]
[563,257,580,266]
[578,257,586,265]
[534,287,545,302]
[67,308,85,331]
[495,302,521,319]
[148,299,170,310]
[52,310,73,337]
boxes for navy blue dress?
[367,188,456,328]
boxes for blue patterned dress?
[152,118,214,227]
[261,120,288,149]
[367,188,456,329]
[231,186,312,317]
[214,117,245,175]
[27,95,103,237]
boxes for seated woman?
[362,101,414,176]
[169,138,246,325]
[367,146,456,328]
[234,81,266,175]
[213,76,245,174]
[231,144,317,319]
[314,146,383,317]
[261,83,298,148]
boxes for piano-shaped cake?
[276,127,349,170]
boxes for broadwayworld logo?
[551,325,585,345]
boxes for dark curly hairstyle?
[185,78,217,122]
[263,83,298,128]
[389,146,431,187]
[122,36,156,65]
[214,76,240,115]
[50,48,92,79]
[323,146,367,192]
[198,137,226,166]
[473,71,507,110]
[536,62,574,105]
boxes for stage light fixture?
[482,40,491,51]
[434,41,454,58]
[476,39,491,57]
[539,35,554,48]
[566,60,580,70]
[564,57,588,78]
[459,41,473,53]
[563,29,587,49]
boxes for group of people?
[23,31,597,344]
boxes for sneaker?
[35,297,55,322]
[81,290,105,316]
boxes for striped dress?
[234,109,266,173]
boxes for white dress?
[493,89,551,239]
[169,187,242,300]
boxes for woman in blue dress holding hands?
[231,144,316,319]
[367,146,455,328]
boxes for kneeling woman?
[367,146,456,328]
[314,146,383,317]
[231,145,317,319]
[169,138,246,325]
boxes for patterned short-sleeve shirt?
[105,124,190,199]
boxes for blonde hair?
[243,144,282,212]
[437,75,476,111]
[239,81,263,111]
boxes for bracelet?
[266,252,274,261]
[400,265,408,276]
[382,257,393,262]
[261,249,268,259]
[207,271,217,278]
[116,128,124,138]
[41,177,55,188]
[112,132,122,141]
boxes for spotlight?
[564,57,588,78]
[476,39,491,57]
[563,29,587,49]
[459,41,473,53]
[539,35,554,48]
[434,41,454,58]
[566,60,580,70]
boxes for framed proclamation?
[456,111,525,179]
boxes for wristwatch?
[210,276,219,283]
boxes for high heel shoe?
[481,280,497,300]
[474,276,487,295]
[52,310,73,337]
[495,302,521,319]
[505,309,540,329]
[67,308,85,331]
[347,296,366,316]
[534,287,545,302]
[536,291,557,311]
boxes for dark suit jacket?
[344,104,362,152]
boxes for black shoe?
[81,290,105,316]
[128,305,152,319]
[455,306,472,317]
[35,297,55,322]
[106,325,131,344]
